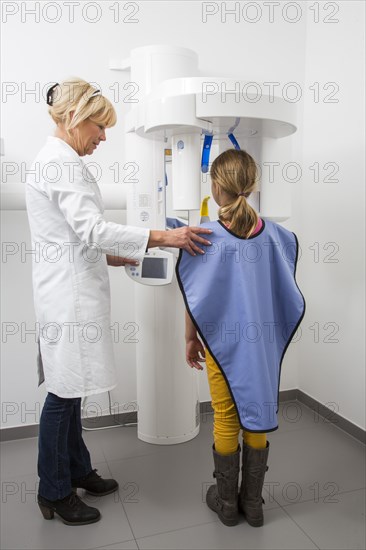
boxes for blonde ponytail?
[210,149,259,238]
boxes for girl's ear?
[212,181,219,195]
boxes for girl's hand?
[186,338,206,370]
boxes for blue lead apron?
[176,219,306,432]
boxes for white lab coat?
[26,136,149,398]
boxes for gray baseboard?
[1,389,365,444]
[0,423,41,442]
[296,389,366,444]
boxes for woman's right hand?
[148,227,212,256]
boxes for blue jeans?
[38,392,92,501]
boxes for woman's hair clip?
[46,83,59,106]
[47,84,100,106]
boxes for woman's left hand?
[106,254,140,267]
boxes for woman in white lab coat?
[26,78,212,526]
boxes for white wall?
[1,1,363,431]
[294,1,365,429]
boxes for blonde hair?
[47,78,117,132]
[210,149,259,238]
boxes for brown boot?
[206,445,240,526]
[239,441,269,527]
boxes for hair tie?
[237,192,247,198]
[46,83,59,106]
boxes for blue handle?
[201,134,213,173]
[228,133,241,150]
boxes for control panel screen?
[141,257,168,279]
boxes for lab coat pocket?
[36,335,45,386]
[73,264,111,323]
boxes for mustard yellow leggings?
[205,349,267,455]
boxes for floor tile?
[82,429,115,464]
[0,432,105,478]
[0,437,39,477]
[283,488,366,550]
[0,464,134,550]
[277,400,327,433]
[82,425,163,463]
[1,406,365,550]
[93,540,138,550]
[107,440,280,540]
[136,506,318,549]
[263,423,365,507]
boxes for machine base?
[138,424,200,445]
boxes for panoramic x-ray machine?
[109,45,297,444]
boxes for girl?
[176,149,305,527]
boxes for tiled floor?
[1,401,365,550]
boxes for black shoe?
[71,469,119,496]
[38,492,101,525]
